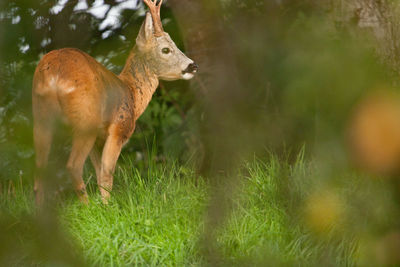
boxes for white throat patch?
[182,73,194,80]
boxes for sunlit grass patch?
[61,161,206,266]
[1,155,357,266]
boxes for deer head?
[136,0,198,81]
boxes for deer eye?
[162,47,171,54]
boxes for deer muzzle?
[183,62,198,74]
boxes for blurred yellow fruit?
[349,91,400,175]
[304,190,343,234]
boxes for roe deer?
[32,0,198,204]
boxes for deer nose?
[183,62,198,74]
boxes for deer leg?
[33,121,54,206]
[67,133,97,204]
[89,140,103,187]
[99,134,124,204]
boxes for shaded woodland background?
[2,0,400,265]
[1,0,400,181]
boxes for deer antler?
[143,0,164,36]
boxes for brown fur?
[32,10,196,204]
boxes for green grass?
[0,154,356,266]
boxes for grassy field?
[0,154,357,266]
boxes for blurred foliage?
[2,0,400,266]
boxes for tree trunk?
[168,1,251,264]
[337,0,400,74]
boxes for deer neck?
[119,47,159,119]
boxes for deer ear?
[136,12,154,47]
